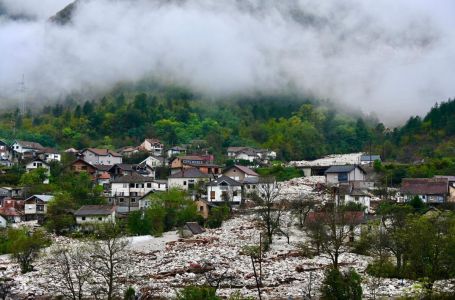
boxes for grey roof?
[15,140,44,149]
[207,176,242,187]
[184,222,206,234]
[242,176,275,184]
[93,164,113,171]
[74,205,115,216]
[325,165,365,174]
[361,155,381,161]
[108,164,134,171]
[25,195,54,202]
[224,165,259,177]
[111,173,153,183]
[169,168,210,179]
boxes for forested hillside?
[0,83,454,163]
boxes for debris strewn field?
[0,213,437,299]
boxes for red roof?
[401,178,448,195]
[98,172,111,180]
[306,211,365,225]
[0,207,23,217]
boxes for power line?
[18,74,26,115]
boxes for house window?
[355,196,359,201]
[233,191,238,196]
[131,198,136,203]
[199,206,204,212]
[147,183,152,188]
[183,181,187,186]
[338,173,348,182]
[123,184,128,188]
[210,191,215,200]
[119,198,124,203]
[82,216,86,221]
[98,217,102,221]
[130,183,135,188]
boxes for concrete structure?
[325,165,366,185]
[80,148,122,165]
[24,194,53,223]
[168,168,211,191]
[74,205,116,225]
[401,178,449,203]
[140,139,164,156]
[206,176,242,204]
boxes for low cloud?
[1,0,455,124]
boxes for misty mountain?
[49,0,79,25]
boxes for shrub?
[366,259,397,278]
[175,285,220,300]
[321,268,362,300]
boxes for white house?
[140,156,165,168]
[337,185,372,213]
[168,168,211,191]
[74,205,116,225]
[109,173,167,213]
[360,154,381,165]
[11,140,44,154]
[140,139,164,156]
[39,147,61,162]
[80,148,122,165]
[206,176,242,204]
[24,194,54,222]
[325,165,366,186]
[0,140,10,160]
[25,159,50,184]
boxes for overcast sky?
[1,0,454,124]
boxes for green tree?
[45,192,77,235]
[321,268,362,300]
[9,228,50,273]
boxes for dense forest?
[0,83,454,164]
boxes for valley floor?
[1,214,453,299]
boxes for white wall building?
[325,165,366,185]
[206,176,242,204]
[74,205,116,225]
[25,159,50,184]
[81,148,122,165]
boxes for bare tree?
[305,205,363,269]
[45,245,92,300]
[291,194,317,227]
[254,178,285,245]
[88,223,129,300]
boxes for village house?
[80,148,122,165]
[401,177,449,203]
[0,187,23,202]
[324,165,366,186]
[117,146,139,157]
[25,159,51,184]
[168,168,212,191]
[195,199,212,219]
[223,165,259,182]
[337,184,372,213]
[434,175,455,202]
[167,146,187,158]
[11,140,44,161]
[74,205,116,226]
[0,197,24,224]
[206,176,242,204]
[140,155,165,169]
[170,155,220,175]
[227,147,276,164]
[109,173,166,213]
[139,138,164,156]
[0,207,22,224]
[360,154,381,165]
[108,164,136,179]
[38,147,61,162]
[24,194,53,223]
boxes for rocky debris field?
[290,153,363,168]
[0,213,444,299]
